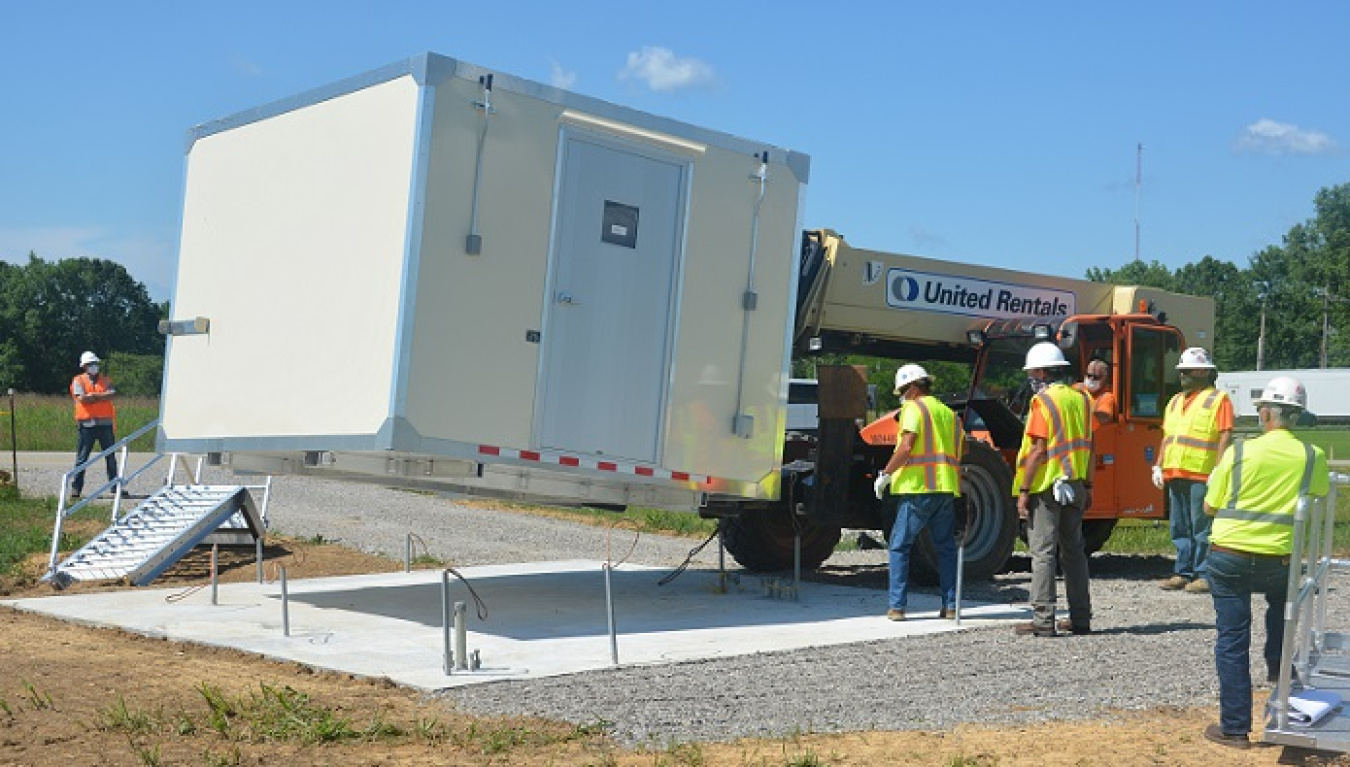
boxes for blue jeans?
[886,493,957,611]
[1167,478,1211,579]
[1208,547,1288,735]
[72,423,118,495]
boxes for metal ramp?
[43,422,273,590]
[1264,471,1350,754]
[47,484,263,589]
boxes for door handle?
[557,291,581,305]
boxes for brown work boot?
[1184,578,1211,593]
[1159,575,1190,591]
[1013,621,1057,637]
[1203,723,1250,750]
[886,609,905,621]
[938,607,955,619]
[1056,618,1092,635]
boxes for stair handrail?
[47,419,162,576]
[1268,471,1350,734]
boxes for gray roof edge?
[183,55,424,153]
[181,51,808,184]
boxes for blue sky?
[2,2,1347,301]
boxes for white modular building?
[159,52,809,510]
[1217,368,1350,420]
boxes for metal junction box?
[159,52,810,510]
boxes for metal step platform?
[1265,475,1350,754]
[46,485,263,589]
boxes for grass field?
[4,394,1350,572]
[0,393,158,453]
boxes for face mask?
[1083,377,1102,392]
[1028,376,1048,395]
[87,365,99,375]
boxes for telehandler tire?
[718,501,842,572]
[911,440,1017,584]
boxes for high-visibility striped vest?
[1013,384,1092,495]
[70,374,115,423]
[1160,388,1230,476]
[1209,431,1328,556]
[889,395,964,496]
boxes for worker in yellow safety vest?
[1154,347,1233,593]
[1199,376,1328,750]
[872,363,964,622]
[1012,342,1094,637]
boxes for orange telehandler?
[706,229,1215,581]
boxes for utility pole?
[1322,286,1331,369]
[1257,298,1267,371]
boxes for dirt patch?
[2,538,1345,766]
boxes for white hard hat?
[1253,376,1307,410]
[1023,342,1069,371]
[893,363,931,394]
[1176,347,1216,370]
[79,351,101,366]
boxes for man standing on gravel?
[1012,342,1093,637]
[1154,347,1232,594]
[1200,376,1327,750]
[873,364,964,622]
[69,350,118,500]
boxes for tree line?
[4,182,1347,400]
[797,181,1350,412]
[0,255,165,396]
[1089,182,1350,371]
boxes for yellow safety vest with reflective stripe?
[1013,384,1093,495]
[1207,430,1329,556]
[890,395,964,496]
[1160,388,1229,476]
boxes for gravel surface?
[18,457,1342,746]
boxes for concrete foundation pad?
[3,560,1028,690]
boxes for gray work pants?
[1026,482,1092,628]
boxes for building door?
[537,133,687,463]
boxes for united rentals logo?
[885,268,1074,319]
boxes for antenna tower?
[1134,142,1143,262]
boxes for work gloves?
[1151,465,1165,490]
[873,473,890,500]
[1052,475,1076,506]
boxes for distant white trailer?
[1216,368,1350,420]
[158,52,810,510]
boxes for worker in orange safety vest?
[1012,342,1094,637]
[1154,347,1233,594]
[69,351,118,500]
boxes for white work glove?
[873,473,891,500]
[1151,465,1164,490]
[1052,475,1076,506]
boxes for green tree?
[1085,259,1176,290]
[1250,182,1350,368]
[108,352,164,397]
[0,254,162,393]
[1173,256,1251,369]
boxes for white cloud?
[908,226,950,252]
[1235,119,1338,156]
[619,46,716,93]
[231,55,264,78]
[549,60,577,90]
[0,225,176,301]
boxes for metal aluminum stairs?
[1265,472,1350,756]
[47,485,263,589]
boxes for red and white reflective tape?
[477,444,711,486]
